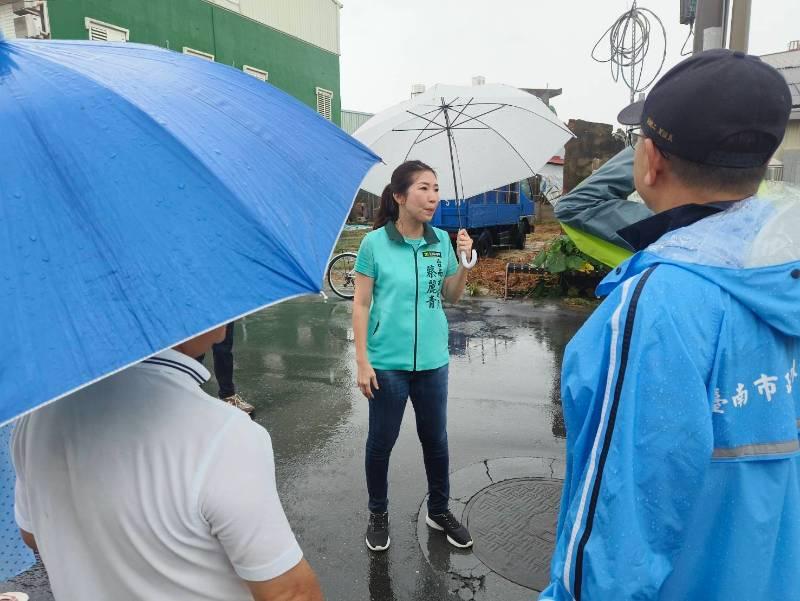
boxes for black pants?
[196,322,235,398]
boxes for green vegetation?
[465,281,481,297]
[530,235,609,298]
[532,235,603,275]
[334,228,369,254]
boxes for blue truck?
[431,180,535,256]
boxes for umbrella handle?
[460,250,478,269]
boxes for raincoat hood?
[597,182,800,337]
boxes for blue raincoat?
[541,184,800,600]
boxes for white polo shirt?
[11,349,302,601]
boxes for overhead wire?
[590,0,668,103]
[680,22,694,56]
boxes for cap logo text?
[646,116,674,143]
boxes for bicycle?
[326,251,357,300]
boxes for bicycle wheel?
[327,252,358,300]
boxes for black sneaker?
[365,512,390,551]
[426,511,473,548]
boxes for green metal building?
[5,0,342,124]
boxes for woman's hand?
[357,360,379,399]
[456,229,473,260]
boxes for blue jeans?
[365,365,450,514]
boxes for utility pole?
[692,0,751,54]
[692,0,725,53]
[728,0,751,53]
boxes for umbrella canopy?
[354,83,574,201]
[0,39,379,426]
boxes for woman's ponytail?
[372,160,436,230]
[373,184,399,230]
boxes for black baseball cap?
[617,49,792,168]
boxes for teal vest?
[354,221,458,371]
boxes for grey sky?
[340,1,799,127]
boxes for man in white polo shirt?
[11,326,322,601]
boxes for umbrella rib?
[399,107,448,130]
[442,101,574,137]
[447,96,476,129]
[414,128,451,145]
[449,128,468,206]
[394,100,501,138]
[482,102,575,136]
[441,95,491,131]
[446,97,478,200]
[469,114,539,176]
[392,127,488,132]
[406,98,488,146]
[402,106,446,161]
[450,104,506,129]
[411,105,448,119]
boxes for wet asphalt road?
[2,296,589,600]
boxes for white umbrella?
[354,83,574,266]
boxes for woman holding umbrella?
[353,160,474,552]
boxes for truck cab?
[431,180,535,256]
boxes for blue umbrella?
[1,423,34,581]
[0,38,379,427]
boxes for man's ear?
[20,528,37,552]
[642,138,667,188]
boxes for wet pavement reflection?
[222,296,588,600]
[2,296,589,600]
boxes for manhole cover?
[463,478,561,590]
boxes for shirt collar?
[138,348,210,386]
[617,200,739,251]
[384,220,439,245]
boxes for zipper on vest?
[413,246,420,371]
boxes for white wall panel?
[341,110,373,135]
[215,0,242,12]
[1,3,17,39]
[782,149,800,185]
[784,122,800,150]
[207,0,340,55]
[238,0,268,25]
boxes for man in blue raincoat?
[541,49,797,600]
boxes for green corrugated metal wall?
[47,0,341,124]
